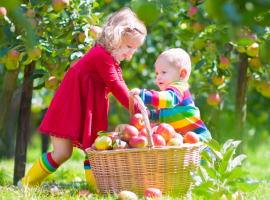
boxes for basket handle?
[129,94,154,148]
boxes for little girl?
[18,7,147,189]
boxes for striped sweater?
[140,81,212,142]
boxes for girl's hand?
[129,88,141,97]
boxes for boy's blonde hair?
[158,48,191,81]
[93,7,147,61]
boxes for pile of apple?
[92,113,200,151]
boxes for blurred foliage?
[0,0,270,155]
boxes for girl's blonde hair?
[93,7,147,62]
[158,48,192,81]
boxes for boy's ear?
[180,69,187,80]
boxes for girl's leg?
[19,136,73,188]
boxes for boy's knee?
[52,150,72,164]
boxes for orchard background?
[0,0,270,199]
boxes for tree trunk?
[13,62,35,185]
[0,67,20,138]
[235,53,248,155]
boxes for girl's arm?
[94,52,140,113]
[140,86,185,109]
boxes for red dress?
[39,44,140,150]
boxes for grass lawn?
[0,135,269,199]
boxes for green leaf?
[0,47,9,59]
[231,140,242,148]
[195,59,205,71]
[116,138,121,147]
[93,2,99,8]
[33,69,50,75]
[16,35,29,43]
[198,165,208,182]
[29,74,44,81]
[223,148,235,162]
[33,82,45,90]
[232,154,247,168]
[222,139,233,153]
[218,161,228,176]
[67,46,77,50]
[210,149,223,160]
[202,161,218,179]
[20,53,28,64]
[190,172,202,186]
[222,3,242,24]
[39,44,52,53]
[97,131,112,137]
[200,150,212,163]
[71,51,84,60]
[204,139,220,151]
[236,181,259,192]
[91,13,99,23]
[3,26,13,39]
[227,167,242,180]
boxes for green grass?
[0,135,269,199]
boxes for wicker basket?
[85,95,202,198]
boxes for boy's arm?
[149,109,160,122]
[140,87,184,109]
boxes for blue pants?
[200,146,217,165]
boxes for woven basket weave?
[85,94,202,198]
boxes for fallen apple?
[118,191,138,200]
[78,189,92,197]
[144,188,162,199]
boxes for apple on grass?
[156,123,175,142]
[129,135,148,148]
[152,134,166,147]
[123,125,139,142]
[183,132,200,144]
[118,191,138,200]
[95,136,112,151]
[144,188,162,199]
[130,113,145,130]
[78,190,92,197]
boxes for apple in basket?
[152,125,158,134]
[109,131,119,142]
[152,134,166,147]
[123,125,139,142]
[166,138,183,146]
[129,135,148,148]
[183,132,200,144]
[130,113,145,130]
[113,140,129,150]
[144,188,162,199]
[95,136,112,150]
[172,133,184,141]
[115,124,129,134]
[139,127,154,137]
[156,123,175,142]
[118,190,138,200]
[91,143,98,150]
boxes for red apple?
[113,140,129,150]
[144,188,162,199]
[78,190,92,197]
[94,136,112,150]
[152,134,166,147]
[52,0,69,12]
[156,123,175,142]
[123,125,139,142]
[8,50,20,62]
[188,6,199,20]
[130,113,145,130]
[78,32,86,43]
[183,132,200,144]
[246,43,259,57]
[28,18,37,28]
[26,9,36,18]
[108,131,119,142]
[129,135,148,148]
[207,93,221,106]
[0,7,7,19]
[118,191,138,200]
[172,133,184,141]
[167,138,183,146]
[193,22,204,32]
[212,74,225,86]
[89,26,102,39]
[91,143,97,150]
[139,127,153,138]
[218,56,230,69]
[152,125,158,134]
[115,124,129,134]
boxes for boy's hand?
[129,88,141,97]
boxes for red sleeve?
[94,52,140,113]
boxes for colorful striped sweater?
[140,81,212,142]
